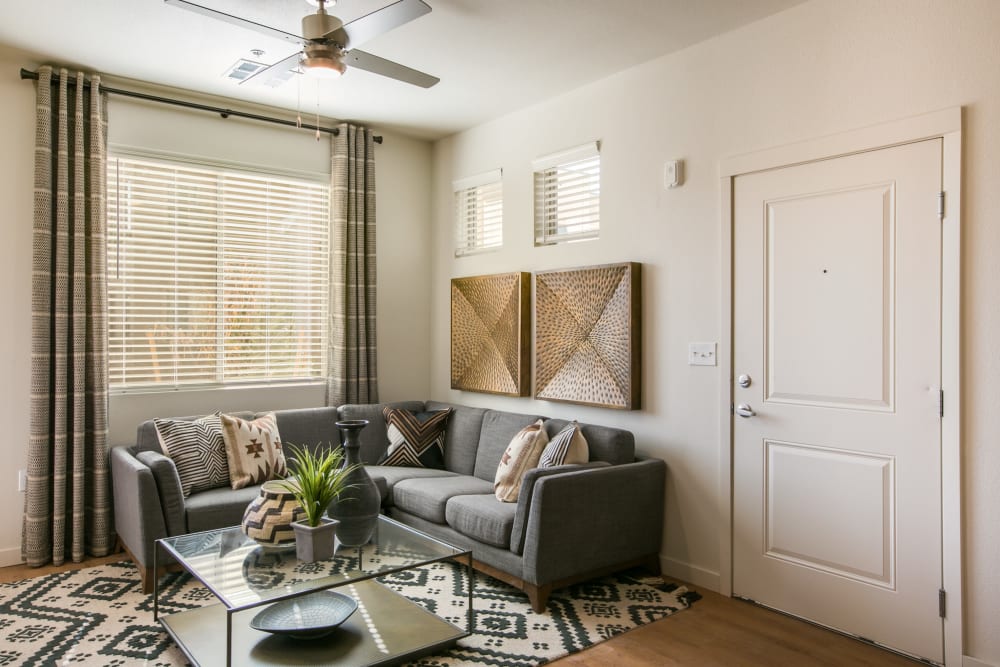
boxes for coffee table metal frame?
[153,515,474,666]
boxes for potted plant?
[278,444,358,563]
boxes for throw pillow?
[494,419,549,503]
[153,413,230,497]
[380,407,453,469]
[539,421,590,467]
[220,412,287,490]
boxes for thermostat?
[664,159,684,189]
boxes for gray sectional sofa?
[111,400,666,611]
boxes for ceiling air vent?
[224,59,267,82]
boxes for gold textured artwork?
[534,262,641,409]
[451,272,531,396]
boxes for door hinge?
[939,389,944,418]
[938,191,945,219]
[939,589,946,618]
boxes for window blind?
[533,141,601,245]
[107,155,331,390]
[453,169,503,256]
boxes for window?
[107,154,331,391]
[453,169,503,256]
[533,141,601,245]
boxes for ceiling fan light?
[302,56,347,78]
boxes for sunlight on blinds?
[107,155,330,390]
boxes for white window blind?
[453,169,503,256]
[107,155,331,391]
[533,141,601,245]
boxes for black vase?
[329,419,381,547]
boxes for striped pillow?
[539,421,589,467]
[153,414,230,497]
[380,407,453,469]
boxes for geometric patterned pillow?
[219,412,287,490]
[494,419,549,503]
[153,413,230,497]
[379,407,452,469]
[539,421,589,467]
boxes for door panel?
[766,183,894,409]
[733,139,942,663]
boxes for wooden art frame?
[534,262,641,409]
[450,272,531,396]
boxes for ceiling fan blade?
[346,49,439,88]
[239,52,302,87]
[336,0,432,49]
[163,0,303,45]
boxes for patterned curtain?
[327,123,379,406]
[23,66,112,566]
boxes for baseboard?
[661,555,720,592]
[0,546,22,568]
[964,656,999,667]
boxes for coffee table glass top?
[157,515,468,611]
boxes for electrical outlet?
[688,342,717,366]
[18,470,26,493]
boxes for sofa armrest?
[110,446,170,569]
[510,461,610,554]
[520,457,665,586]
[135,450,187,536]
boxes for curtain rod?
[19,68,383,144]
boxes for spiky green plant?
[278,444,359,527]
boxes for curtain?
[327,123,379,406]
[23,66,112,567]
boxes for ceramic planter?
[292,517,339,563]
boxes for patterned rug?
[0,560,698,666]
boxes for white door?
[732,139,943,663]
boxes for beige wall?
[0,48,433,563]
[428,0,999,663]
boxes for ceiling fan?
[164,0,439,88]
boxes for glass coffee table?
[153,515,473,666]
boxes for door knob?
[735,404,756,418]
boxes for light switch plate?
[688,342,716,366]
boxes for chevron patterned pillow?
[153,413,230,497]
[379,407,453,469]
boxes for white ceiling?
[0,0,804,140]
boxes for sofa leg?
[526,583,552,613]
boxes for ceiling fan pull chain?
[296,74,303,129]
[315,86,321,141]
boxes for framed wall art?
[534,262,641,409]
[450,272,531,396]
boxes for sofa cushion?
[339,401,426,464]
[380,407,452,469]
[267,407,340,451]
[153,414,230,497]
[184,484,263,533]
[221,413,287,489]
[446,494,517,549]
[543,418,635,465]
[393,475,494,524]
[364,466,457,507]
[473,410,545,482]
[494,419,548,502]
[426,401,486,476]
[539,421,589,467]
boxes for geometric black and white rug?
[0,560,698,666]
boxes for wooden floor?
[0,558,919,666]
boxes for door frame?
[718,108,962,664]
